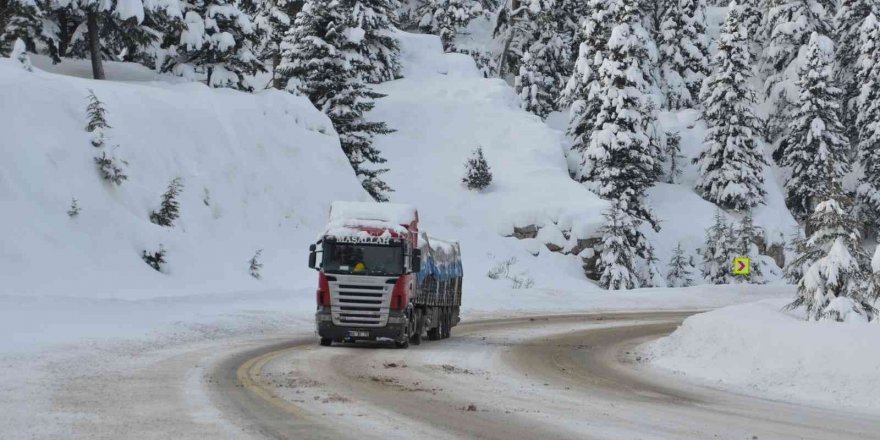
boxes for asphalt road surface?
[50,311,880,439]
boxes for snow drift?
[645,299,880,415]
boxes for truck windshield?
[322,242,404,276]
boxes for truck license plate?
[349,330,369,338]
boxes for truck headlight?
[387,315,407,324]
[316,314,333,322]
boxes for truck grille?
[328,274,396,327]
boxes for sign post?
[733,257,751,276]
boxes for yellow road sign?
[733,257,751,275]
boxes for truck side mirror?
[411,249,422,273]
[308,244,318,270]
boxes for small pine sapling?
[597,203,641,291]
[142,245,167,272]
[67,198,81,218]
[85,90,111,148]
[150,178,183,227]
[701,209,734,284]
[667,242,696,287]
[462,147,492,191]
[94,152,128,185]
[733,211,764,283]
[249,249,264,280]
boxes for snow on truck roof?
[322,201,418,239]
[329,201,417,224]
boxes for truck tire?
[320,338,332,346]
[441,312,451,339]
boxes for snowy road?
[202,312,880,440]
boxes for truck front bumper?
[316,309,407,342]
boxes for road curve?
[209,312,880,440]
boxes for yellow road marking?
[236,347,308,417]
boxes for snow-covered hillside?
[0,57,366,299]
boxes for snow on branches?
[694,4,766,211]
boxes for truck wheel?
[319,338,332,346]
[442,311,451,339]
[411,310,423,345]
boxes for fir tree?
[94,152,128,185]
[150,177,183,227]
[462,147,492,191]
[663,131,683,184]
[855,14,880,236]
[253,0,303,89]
[279,0,393,201]
[417,0,482,51]
[833,0,874,143]
[657,0,711,109]
[667,242,696,287]
[561,0,615,181]
[701,209,735,284]
[353,0,402,83]
[249,249,263,279]
[786,175,874,321]
[597,202,641,290]
[780,33,850,220]
[162,0,265,90]
[694,4,767,211]
[85,90,110,148]
[142,245,167,272]
[760,0,834,149]
[734,210,765,283]
[0,0,43,57]
[576,0,661,224]
[67,198,81,218]
[511,0,575,117]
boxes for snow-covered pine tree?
[561,0,616,179]
[249,249,263,279]
[760,0,834,149]
[280,0,393,201]
[834,0,874,143]
[142,245,167,272]
[509,0,575,118]
[94,152,128,184]
[872,245,880,299]
[67,198,81,218]
[734,210,765,283]
[162,0,264,90]
[0,0,44,57]
[855,14,880,236]
[253,0,303,89]
[667,242,696,287]
[657,0,710,109]
[352,0,402,83]
[694,3,767,211]
[85,90,110,147]
[780,33,850,220]
[597,202,641,290]
[417,0,482,51]
[150,177,183,227]
[462,147,492,191]
[663,130,683,184]
[786,173,875,321]
[701,209,734,284]
[576,0,661,224]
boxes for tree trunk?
[86,11,105,80]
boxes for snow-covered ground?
[645,299,880,416]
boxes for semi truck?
[308,201,463,348]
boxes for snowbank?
[0,58,367,299]
[645,299,880,415]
